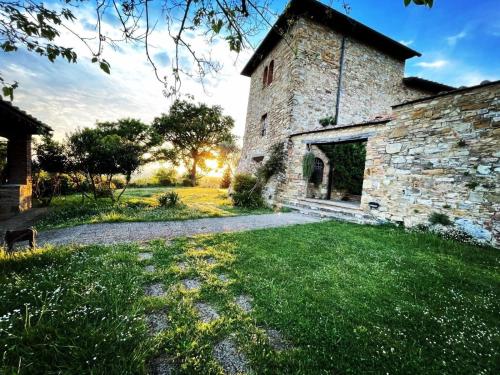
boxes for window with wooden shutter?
[267,60,274,85]
[260,114,268,136]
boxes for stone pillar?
[0,135,32,218]
[7,134,32,185]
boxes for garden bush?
[111,176,126,189]
[256,143,286,183]
[220,167,232,189]
[429,212,452,226]
[154,168,177,186]
[158,191,181,208]
[231,174,264,208]
[329,142,366,195]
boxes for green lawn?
[36,187,272,230]
[1,221,498,374]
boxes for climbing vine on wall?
[302,151,315,181]
[256,142,287,184]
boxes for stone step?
[287,199,362,217]
[283,201,378,225]
[299,198,363,211]
[290,206,375,224]
[293,202,360,217]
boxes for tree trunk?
[71,172,89,202]
[89,172,97,200]
[108,174,115,203]
[116,175,131,202]
[46,173,60,206]
[190,158,198,187]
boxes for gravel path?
[38,213,321,246]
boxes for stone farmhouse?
[237,0,499,246]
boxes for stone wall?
[0,184,31,220]
[306,145,330,199]
[1,135,33,220]
[6,135,31,185]
[237,16,431,180]
[237,28,298,177]
[362,82,499,246]
[277,83,499,246]
[279,123,384,205]
[290,18,430,130]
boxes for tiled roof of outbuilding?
[0,99,52,136]
[403,77,455,94]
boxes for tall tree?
[152,100,235,186]
[33,135,69,205]
[217,139,241,175]
[68,118,151,201]
[0,0,434,100]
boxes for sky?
[1,0,499,143]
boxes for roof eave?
[0,99,52,135]
[241,0,421,77]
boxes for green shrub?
[429,212,452,226]
[220,167,232,189]
[302,152,315,181]
[124,201,153,209]
[180,173,201,187]
[95,187,114,199]
[182,177,193,187]
[158,191,181,208]
[319,115,336,127]
[256,143,287,183]
[329,142,366,195]
[232,174,264,208]
[154,168,177,186]
[111,176,126,189]
[466,180,479,189]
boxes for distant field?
[36,187,272,231]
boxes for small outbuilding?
[0,99,52,220]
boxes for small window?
[260,114,268,136]
[267,60,274,85]
[253,156,264,163]
[263,66,268,87]
[311,158,324,184]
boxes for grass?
[1,221,499,374]
[0,244,150,374]
[36,187,272,231]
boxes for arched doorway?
[311,157,324,185]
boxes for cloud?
[415,59,449,69]
[446,30,467,46]
[399,40,414,46]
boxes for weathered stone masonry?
[277,82,500,246]
[238,0,499,246]
[363,83,499,246]
[238,16,431,176]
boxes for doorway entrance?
[306,140,367,206]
